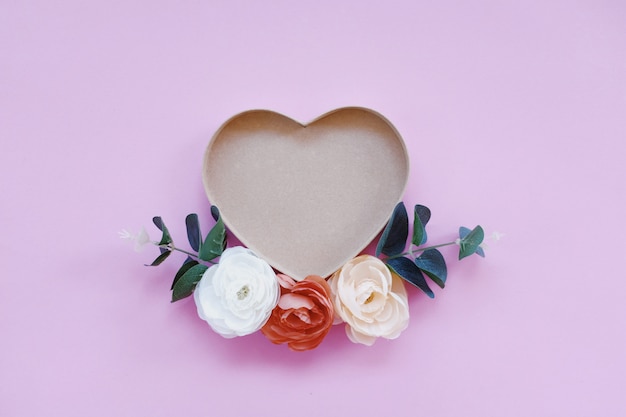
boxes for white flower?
[328,255,409,346]
[118,227,151,252]
[194,247,280,338]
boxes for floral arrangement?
[122,202,492,351]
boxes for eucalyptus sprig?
[376,202,485,298]
[145,207,227,302]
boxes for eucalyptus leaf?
[412,204,431,246]
[414,249,447,289]
[185,213,202,252]
[198,215,226,261]
[145,250,171,266]
[171,258,199,290]
[153,216,165,230]
[386,257,434,298]
[475,246,485,258]
[171,264,208,302]
[458,225,485,260]
[376,202,408,257]
[210,205,220,222]
[211,205,228,249]
[152,216,173,246]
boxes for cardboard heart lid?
[202,107,410,281]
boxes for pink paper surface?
[2,1,625,416]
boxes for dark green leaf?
[153,216,172,245]
[458,225,485,260]
[171,264,208,302]
[153,216,164,229]
[475,246,485,257]
[210,205,228,249]
[210,205,220,222]
[386,257,434,298]
[198,215,226,261]
[376,202,408,257]
[412,204,431,246]
[171,258,199,290]
[414,249,447,289]
[145,250,171,266]
[185,213,202,252]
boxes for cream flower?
[329,255,409,346]
[194,247,280,338]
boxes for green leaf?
[458,225,485,260]
[145,250,171,266]
[185,213,202,252]
[412,204,431,246]
[210,206,228,250]
[376,202,408,257]
[153,216,172,246]
[171,263,208,302]
[210,205,220,222]
[198,214,226,261]
[386,257,434,298]
[171,258,199,290]
[414,249,447,289]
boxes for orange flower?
[261,274,334,351]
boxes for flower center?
[364,292,375,304]
[237,285,250,300]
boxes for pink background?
[2,1,625,416]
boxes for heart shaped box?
[202,107,409,281]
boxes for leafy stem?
[141,210,227,300]
[384,241,457,261]
[376,203,485,298]
[156,243,217,265]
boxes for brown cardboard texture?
[203,107,409,281]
